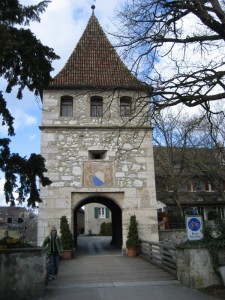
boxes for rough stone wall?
[159,229,187,245]
[38,89,158,248]
[0,248,47,300]
[176,247,223,288]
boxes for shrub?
[60,216,73,250]
[126,215,139,249]
[99,222,112,236]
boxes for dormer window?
[120,96,131,117]
[91,96,103,117]
[60,96,73,117]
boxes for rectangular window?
[88,150,107,160]
[193,179,206,191]
[120,98,131,117]
[94,207,110,219]
[98,207,105,218]
[91,99,103,117]
[60,98,73,117]
[211,179,224,191]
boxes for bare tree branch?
[114,0,225,113]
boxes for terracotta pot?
[62,250,72,259]
[127,248,137,257]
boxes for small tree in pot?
[60,216,74,259]
[126,215,139,257]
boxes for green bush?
[126,215,139,249]
[100,222,106,235]
[99,222,112,236]
[60,216,74,250]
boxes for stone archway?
[73,195,122,248]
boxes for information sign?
[7,217,25,230]
[186,215,203,240]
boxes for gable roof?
[49,15,147,91]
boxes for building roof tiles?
[49,15,146,90]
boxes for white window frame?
[98,207,106,219]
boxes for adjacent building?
[154,146,225,225]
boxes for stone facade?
[38,89,159,250]
[159,229,187,245]
[37,13,159,251]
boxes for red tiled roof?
[49,15,146,90]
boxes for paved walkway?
[40,236,217,300]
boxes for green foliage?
[0,0,59,207]
[60,216,74,250]
[126,215,139,249]
[203,218,225,270]
[99,222,112,236]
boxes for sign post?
[186,215,203,241]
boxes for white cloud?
[0,111,37,137]
[12,110,37,132]
[24,0,125,76]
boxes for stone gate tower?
[38,9,159,251]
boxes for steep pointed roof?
[49,15,145,90]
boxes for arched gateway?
[73,194,122,247]
[38,8,159,252]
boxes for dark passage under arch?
[74,195,122,248]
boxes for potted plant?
[126,215,139,257]
[60,216,74,259]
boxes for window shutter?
[106,208,109,218]
[94,207,98,219]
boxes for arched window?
[60,96,73,117]
[120,96,131,117]
[90,96,103,117]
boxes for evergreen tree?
[0,1,59,206]
[60,216,74,250]
[126,215,139,249]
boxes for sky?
[0,0,125,206]
[1,1,222,207]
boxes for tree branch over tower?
[115,0,225,113]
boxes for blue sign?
[188,218,201,231]
[186,215,203,240]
